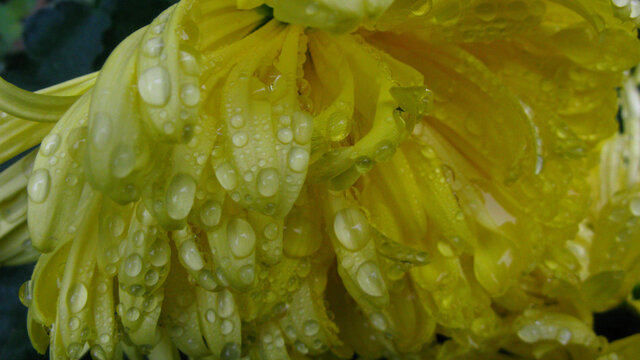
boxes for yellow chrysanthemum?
[2,0,640,359]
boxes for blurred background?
[1,0,640,359]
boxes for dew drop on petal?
[257,168,279,197]
[227,218,256,259]
[40,134,61,156]
[138,66,171,106]
[334,208,370,251]
[27,169,50,203]
[166,174,197,220]
[356,261,385,297]
[288,148,309,173]
[67,283,88,313]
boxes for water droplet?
[227,218,256,259]
[124,254,143,277]
[180,240,204,271]
[19,281,32,306]
[557,328,572,345]
[261,224,278,242]
[90,113,112,150]
[109,214,125,238]
[294,341,309,354]
[67,282,88,313]
[215,162,238,190]
[149,239,170,267]
[27,169,50,203]
[68,316,80,330]
[277,128,293,144]
[40,134,61,156]
[138,66,171,106]
[238,264,255,285]
[166,173,197,220]
[218,291,235,318]
[95,281,108,294]
[220,342,240,359]
[334,208,370,251]
[293,112,312,144]
[518,324,541,343]
[230,115,244,128]
[200,200,222,227]
[205,309,216,323]
[65,174,78,186]
[369,312,387,331]
[327,110,351,142]
[373,140,396,162]
[143,37,164,57]
[410,0,432,15]
[180,84,200,107]
[221,319,234,335]
[356,261,385,297]
[179,50,199,75]
[231,131,248,147]
[288,147,309,173]
[127,307,141,322]
[355,156,373,173]
[144,269,159,286]
[303,320,319,336]
[257,168,279,197]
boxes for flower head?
[2,0,640,359]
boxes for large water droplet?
[138,66,171,106]
[180,239,204,271]
[288,147,309,173]
[369,312,387,331]
[180,84,200,107]
[231,131,248,147]
[27,169,50,203]
[277,128,293,144]
[218,291,235,318]
[257,168,279,197]
[179,50,199,75]
[293,112,313,144]
[124,253,143,277]
[67,282,88,313]
[166,173,197,220]
[356,261,385,297]
[143,37,164,57]
[227,218,256,259]
[149,239,170,267]
[334,208,370,251]
[517,324,541,343]
[40,133,61,156]
[205,309,216,323]
[200,200,222,227]
[215,162,238,191]
[303,320,319,336]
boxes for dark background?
[0,1,639,359]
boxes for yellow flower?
[2,0,640,359]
